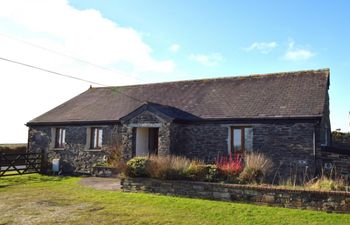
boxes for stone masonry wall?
[253,122,318,181]
[171,123,228,162]
[121,111,171,160]
[122,177,350,213]
[28,125,121,174]
[320,151,350,181]
[172,121,318,181]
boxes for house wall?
[171,121,320,181]
[28,125,121,174]
[171,123,228,162]
[28,119,325,180]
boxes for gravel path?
[78,177,121,191]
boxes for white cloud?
[244,42,278,54]
[284,39,315,61]
[169,43,180,53]
[285,49,314,60]
[0,0,175,143]
[189,53,223,67]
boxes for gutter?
[26,120,120,127]
[26,115,323,126]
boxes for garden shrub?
[239,153,273,184]
[205,164,220,182]
[306,176,346,191]
[216,154,244,183]
[126,157,149,177]
[244,152,273,175]
[185,161,208,181]
[145,155,191,180]
[239,167,264,184]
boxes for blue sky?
[0,0,349,142]
[70,0,350,131]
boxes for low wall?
[121,178,350,213]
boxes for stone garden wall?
[122,177,350,213]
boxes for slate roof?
[28,69,330,125]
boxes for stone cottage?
[27,69,331,176]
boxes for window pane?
[91,128,103,149]
[244,128,253,152]
[233,129,242,151]
[98,129,103,147]
[55,128,60,147]
[93,128,98,148]
[62,129,66,144]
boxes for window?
[230,127,253,156]
[90,127,103,149]
[55,128,66,148]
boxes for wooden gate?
[0,151,43,177]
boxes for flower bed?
[124,154,272,184]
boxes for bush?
[244,152,273,176]
[216,154,244,183]
[239,167,264,184]
[205,164,220,182]
[126,157,149,177]
[306,176,346,191]
[185,161,208,181]
[145,155,191,180]
[239,153,273,184]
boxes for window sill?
[85,149,103,152]
[51,148,65,151]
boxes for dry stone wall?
[122,177,350,213]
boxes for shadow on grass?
[0,174,70,188]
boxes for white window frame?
[85,127,104,151]
[50,127,66,150]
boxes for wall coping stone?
[122,177,350,197]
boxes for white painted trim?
[221,124,256,128]
[129,123,162,128]
[85,126,105,150]
[50,127,66,150]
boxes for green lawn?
[0,175,349,225]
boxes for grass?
[0,175,350,225]
[0,143,26,149]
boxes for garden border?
[121,177,350,213]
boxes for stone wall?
[120,111,172,160]
[28,125,121,174]
[320,151,350,181]
[172,121,318,181]
[171,123,228,162]
[253,122,317,181]
[28,119,324,179]
[122,177,350,213]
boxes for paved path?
[78,177,122,191]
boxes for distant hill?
[0,143,26,154]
